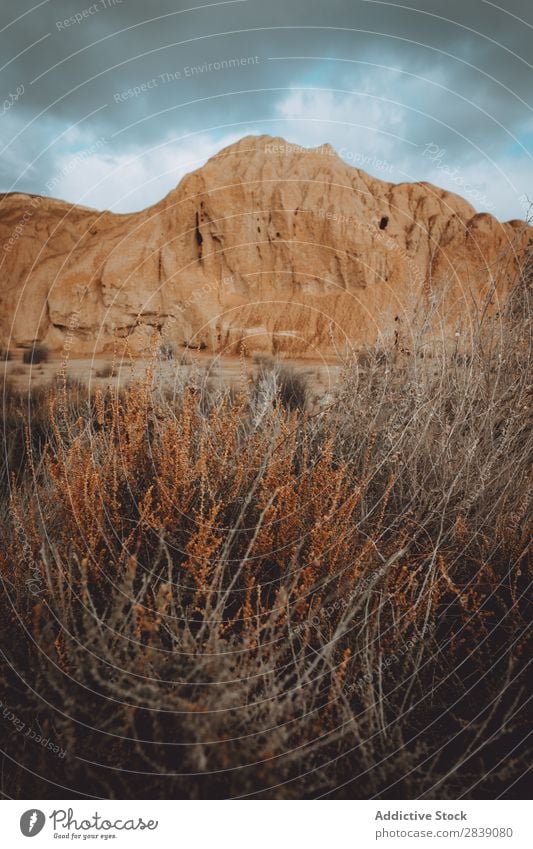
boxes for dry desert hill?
[0,134,530,358]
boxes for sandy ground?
[2,350,343,399]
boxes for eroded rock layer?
[1,135,530,356]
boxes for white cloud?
[272,86,532,221]
[47,130,246,212]
[28,82,532,223]
[426,156,531,222]
[274,85,407,167]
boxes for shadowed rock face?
[0,134,530,356]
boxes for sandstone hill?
[0,135,530,357]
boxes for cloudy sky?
[1,0,531,220]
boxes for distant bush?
[22,343,48,364]
[95,363,113,378]
[252,356,310,413]
[159,342,175,360]
[0,349,12,362]
[184,340,206,351]
[277,364,309,411]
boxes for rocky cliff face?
[1,135,530,356]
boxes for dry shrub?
[158,342,176,361]
[22,343,49,364]
[252,355,310,412]
[95,362,114,378]
[0,304,531,799]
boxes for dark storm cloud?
[0,0,531,217]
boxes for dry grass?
[0,292,531,799]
